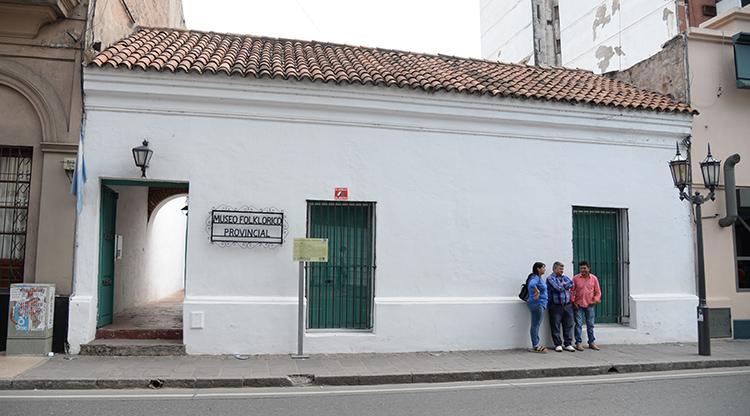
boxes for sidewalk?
[2,340,749,390]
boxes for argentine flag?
[70,129,87,215]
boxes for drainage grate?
[148,379,165,389]
[287,374,315,386]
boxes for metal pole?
[694,198,711,356]
[292,261,308,359]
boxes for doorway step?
[82,293,184,356]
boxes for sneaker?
[575,343,584,351]
[589,343,600,351]
[555,345,563,352]
[564,345,576,352]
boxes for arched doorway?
[91,181,188,351]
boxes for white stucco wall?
[716,0,745,15]
[145,196,186,300]
[69,69,695,354]
[480,0,535,63]
[481,0,679,72]
[112,185,148,314]
[559,0,678,73]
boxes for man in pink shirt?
[571,261,601,351]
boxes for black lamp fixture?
[668,139,722,357]
[669,142,722,199]
[700,144,721,194]
[669,142,689,195]
[132,140,153,178]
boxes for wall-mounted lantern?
[132,140,153,178]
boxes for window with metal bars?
[572,207,626,324]
[306,201,375,330]
[0,147,32,289]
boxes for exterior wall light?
[669,139,722,356]
[132,140,153,178]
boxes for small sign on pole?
[334,187,348,201]
[292,238,328,359]
[293,238,329,262]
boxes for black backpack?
[518,275,533,302]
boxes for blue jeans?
[548,303,575,347]
[575,306,596,345]
[528,303,545,348]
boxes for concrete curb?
[3,358,749,390]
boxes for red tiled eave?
[90,28,694,114]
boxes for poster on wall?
[207,205,288,248]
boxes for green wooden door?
[97,186,118,327]
[307,202,374,329]
[572,207,621,324]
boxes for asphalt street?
[1,367,748,416]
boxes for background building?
[0,0,184,353]
[482,0,750,339]
[480,0,729,72]
[602,4,750,340]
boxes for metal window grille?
[572,206,625,324]
[0,147,32,289]
[306,201,375,330]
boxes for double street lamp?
[668,140,721,356]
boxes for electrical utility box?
[6,284,55,355]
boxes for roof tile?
[91,28,693,114]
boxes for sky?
[181,0,481,58]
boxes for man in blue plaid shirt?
[547,261,576,352]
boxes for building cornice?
[84,69,693,150]
[701,7,750,31]
[0,3,57,38]
[0,1,81,38]
[40,141,77,154]
[687,28,735,43]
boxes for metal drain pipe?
[719,154,741,227]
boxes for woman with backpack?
[526,262,548,352]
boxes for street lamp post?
[668,141,721,356]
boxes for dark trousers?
[548,303,575,347]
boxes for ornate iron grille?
[0,147,32,289]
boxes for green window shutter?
[307,202,375,330]
[733,33,750,89]
[572,207,622,324]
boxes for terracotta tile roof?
[91,28,692,114]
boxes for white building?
[481,0,701,73]
[68,28,697,355]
